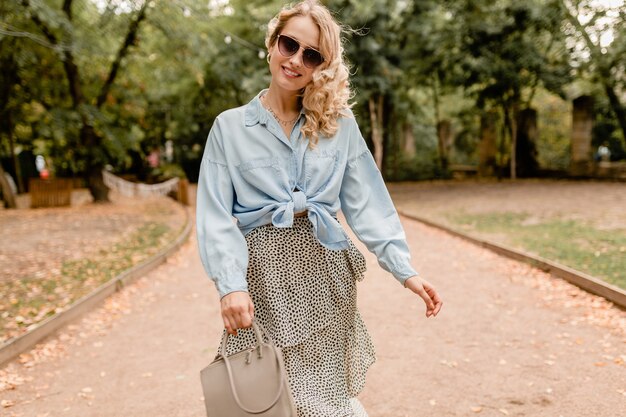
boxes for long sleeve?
[196,117,249,299]
[339,118,418,286]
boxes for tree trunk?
[509,105,518,180]
[368,95,384,170]
[515,108,539,178]
[0,41,23,193]
[7,113,24,193]
[0,163,17,209]
[570,95,594,176]
[436,120,452,172]
[478,110,498,177]
[81,124,109,202]
[403,121,416,157]
[503,102,518,180]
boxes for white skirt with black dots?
[220,216,376,417]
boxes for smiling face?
[268,15,321,93]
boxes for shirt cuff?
[212,261,249,299]
[391,264,419,287]
[216,279,249,300]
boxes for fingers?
[221,292,254,335]
[424,285,443,317]
[222,314,237,336]
[412,286,434,317]
[409,278,443,318]
[414,282,435,310]
[430,290,443,316]
[424,282,443,309]
[236,310,253,329]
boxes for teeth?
[283,67,299,77]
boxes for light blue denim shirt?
[196,90,418,298]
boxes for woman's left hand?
[404,276,443,318]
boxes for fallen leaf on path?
[439,359,458,368]
[498,408,509,415]
[470,406,483,412]
[2,399,15,407]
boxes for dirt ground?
[0,192,186,284]
[387,179,626,230]
[1,192,624,416]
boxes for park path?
[1,213,625,417]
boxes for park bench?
[449,164,478,179]
[595,161,626,180]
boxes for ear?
[268,43,276,56]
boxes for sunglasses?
[276,34,325,69]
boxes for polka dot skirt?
[220,217,376,417]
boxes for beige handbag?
[200,320,297,416]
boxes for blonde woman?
[196,0,443,415]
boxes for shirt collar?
[244,89,306,127]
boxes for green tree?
[2,0,151,201]
[436,0,571,178]
[561,0,626,146]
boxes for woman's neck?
[264,84,301,116]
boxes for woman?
[196,1,443,415]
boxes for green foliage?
[446,211,626,288]
[1,0,624,186]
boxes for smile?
[282,66,301,78]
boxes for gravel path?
[1,213,625,416]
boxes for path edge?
[0,206,193,369]
[398,210,626,310]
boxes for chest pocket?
[304,149,339,193]
[236,156,286,193]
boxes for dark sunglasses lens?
[278,36,299,56]
[303,49,323,68]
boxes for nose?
[288,49,304,68]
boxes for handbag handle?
[218,320,287,414]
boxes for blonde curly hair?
[265,0,353,147]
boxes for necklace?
[261,94,300,127]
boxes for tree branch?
[62,0,73,21]
[21,0,85,111]
[21,0,59,45]
[96,3,149,108]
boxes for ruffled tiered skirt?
[221,217,376,417]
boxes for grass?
[0,222,174,344]
[445,211,626,289]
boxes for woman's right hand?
[220,291,254,336]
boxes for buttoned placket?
[260,103,308,194]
